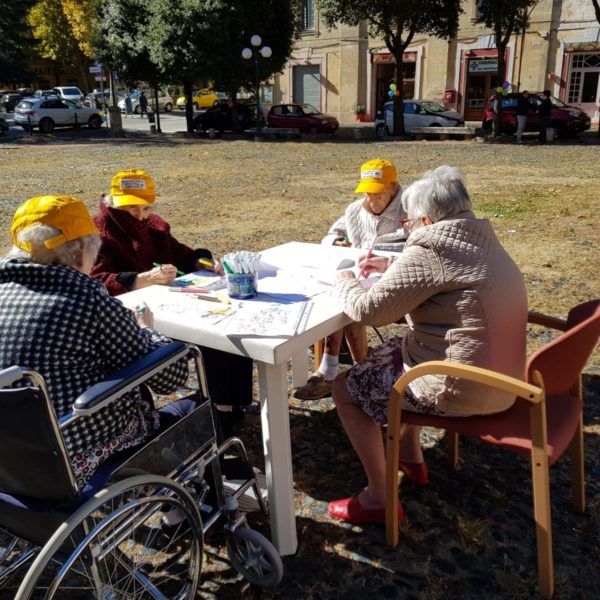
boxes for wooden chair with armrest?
[384,299,600,599]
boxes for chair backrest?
[0,371,78,503]
[527,300,600,395]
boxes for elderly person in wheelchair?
[326,166,528,525]
[0,196,282,598]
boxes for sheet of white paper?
[222,301,310,336]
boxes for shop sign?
[372,52,416,63]
[468,57,498,73]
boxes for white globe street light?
[242,35,272,138]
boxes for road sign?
[89,66,103,74]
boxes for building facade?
[274,0,600,124]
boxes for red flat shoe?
[327,496,404,525]
[398,461,429,486]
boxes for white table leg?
[257,361,298,556]
[291,349,309,387]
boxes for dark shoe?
[293,373,333,401]
[398,461,429,486]
[327,496,404,525]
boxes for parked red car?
[267,103,339,133]
[483,92,591,138]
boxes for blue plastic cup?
[226,272,258,299]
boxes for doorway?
[464,72,495,122]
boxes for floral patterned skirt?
[345,336,442,426]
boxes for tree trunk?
[184,80,194,133]
[153,87,161,133]
[493,44,507,137]
[392,53,406,136]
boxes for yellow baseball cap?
[110,169,156,207]
[354,159,397,194]
[11,195,99,251]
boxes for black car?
[193,102,255,133]
[0,94,23,113]
[0,117,8,135]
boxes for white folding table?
[117,242,360,555]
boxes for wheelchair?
[0,342,283,598]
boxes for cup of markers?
[223,251,260,299]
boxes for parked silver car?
[118,89,174,113]
[14,96,103,133]
[374,99,463,138]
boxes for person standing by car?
[139,91,148,118]
[515,90,530,144]
[538,90,552,143]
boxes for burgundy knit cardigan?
[91,201,211,296]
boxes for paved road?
[0,109,196,141]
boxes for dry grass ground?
[0,136,599,599]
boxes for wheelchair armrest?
[72,342,189,417]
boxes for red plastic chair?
[385,300,600,599]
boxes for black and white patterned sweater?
[0,257,188,485]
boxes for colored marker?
[153,262,185,276]
[198,258,214,268]
[168,287,211,293]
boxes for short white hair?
[402,166,472,223]
[8,224,101,267]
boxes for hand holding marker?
[358,236,378,280]
[153,262,185,276]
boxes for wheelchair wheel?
[226,526,283,587]
[16,475,203,600]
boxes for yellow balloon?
[496,86,504,93]
[390,83,397,91]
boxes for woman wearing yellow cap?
[91,169,219,296]
[91,169,253,434]
[0,195,193,487]
[294,158,407,401]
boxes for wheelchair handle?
[0,366,26,388]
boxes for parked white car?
[14,96,103,133]
[374,99,463,138]
[53,86,85,105]
[117,89,174,113]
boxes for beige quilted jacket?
[332,212,528,416]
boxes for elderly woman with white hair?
[0,195,191,487]
[326,166,528,525]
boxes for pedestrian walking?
[538,90,552,143]
[139,91,148,118]
[515,90,530,144]
[125,93,133,118]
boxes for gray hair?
[8,224,101,267]
[401,166,472,223]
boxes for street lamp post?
[242,35,272,138]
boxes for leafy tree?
[477,0,540,136]
[0,0,36,84]
[27,0,93,86]
[317,0,462,135]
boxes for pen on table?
[358,237,377,280]
[222,259,234,274]
[153,262,185,276]
[194,293,224,303]
[168,287,211,294]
